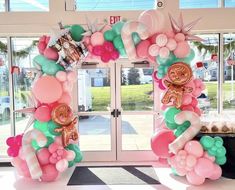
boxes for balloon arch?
[6,10,226,185]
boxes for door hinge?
[111,109,121,117]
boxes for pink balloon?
[90,32,104,46]
[191,97,198,107]
[110,50,119,60]
[149,33,158,44]
[194,158,214,178]
[148,44,160,56]
[56,159,68,172]
[151,129,176,158]
[138,10,166,36]
[186,155,197,168]
[184,141,203,158]
[174,33,186,42]
[208,164,222,180]
[101,25,112,33]
[152,71,159,82]
[43,48,59,61]
[83,36,91,46]
[136,40,151,58]
[58,92,71,105]
[193,88,202,97]
[181,105,194,112]
[34,105,51,122]
[101,52,111,63]
[166,38,177,51]
[56,71,67,82]
[66,150,76,161]
[63,81,73,92]
[37,148,51,166]
[41,164,59,182]
[92,45,105,56]
[156,34,168,47]
[33,76,62,104]
[38,42,47,54]
[159,47,170,58]
[87,45,93,53]
[182,94,192,105]
[165,30,175,38]
[186,170,205,185]
[158,79,166,90]
[174,41,190,58]
[45,36,50,44]
[67,71,77,82]
[103,41,114,52]
[203,152,215,162]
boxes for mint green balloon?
[175,49,195,64]
[113,35,124,49]
[118,48,126,56]
[33,55,64,76]
[157,52,177,65]
[34,120,51,136]
[70,24,85,42]
[132,32,141,45]
[216,156,226,165]
[48,120,61,136]
[66,144,83,163]
[171,168,179,176]
[112,21,125,35]
[216,147,226,157]
[32,136,54,150]
[164,107,181,124]
[174,121,191,137]
[68,160,75,168]
[104,30,116,41]
[200,136,215,149]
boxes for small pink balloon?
[45,36,50,44]
[56,159,68,172]
[152,71,159,82]
[186,154,197,168]
[43,47,59,61]
[90,32,104,46]
[58,92,72,105]
[66,150,76,161]
[49,143,60,154]
[87,45,93,52]
[193,88,202,97]
[184,141,203,158]
[165,30,175,38]
[63,81,73,92]
[38,42,47,54]
[136,40,151,58]
[101,52,111,63]
[92,45,105,56]
[195,158,214,178]
[182,94,192,105]
[56,71,67,82]
[151,129,176,158]
[158,79,166,90]
[194,107,201,116]
[103,41,114,52]
[166,38,177,51]
[208,164,222,180]
[156,34,168,47]
[110,50,119,60]
[83,36,91,45]
[101,25,112,33]
[181,105,194,112]
[41,164,59,182]
[186,170,205,185]
[37,148,51,166]
[34,105,51,122]
[174,33,186,42]
[148,44,160,56]
[159,47,170,58]
[32,76,63,104]
[67,71,77,82]
[174,41,190,58]
[191,97,198,107]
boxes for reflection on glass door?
[0,38,10,156]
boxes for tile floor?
[0,162,235,190]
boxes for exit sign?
[109,16,121,24]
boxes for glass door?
[74,62,117,161]
[115,59,158,161]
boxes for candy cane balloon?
[121,21,149,60]
[169,111,201,154]
[22,129,47,179]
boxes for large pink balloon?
[34,105,51,122]
[138,10,166,36]
[91,32,105,46]
[184,141,203,158]
[136,40,151,58]
[186,170,205,185]
[174,41,190,58]
[43,48,59,61]
[40,164,59,182]
[58,92,71,105]
[194,158,214,178]
[151,129,176,158]
[208,164,222,180]
[33,76,62,104]
[37,148,51,166]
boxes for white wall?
[0,0,235,35]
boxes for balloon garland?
[5,10,226,185]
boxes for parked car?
[0,96,26,120]
[198,93,211,112]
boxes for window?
[225,0,235,7]
[190,34,219,114]
[76,0,154,11]
[10,0,49,12]
[11,37,39,134]
[0,0,5,11]
[180,0,219,9]
[0,37,10,157]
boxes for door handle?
[111,109,121,117]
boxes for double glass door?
[74,59,159,161]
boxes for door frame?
[74,59,162,162]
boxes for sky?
[0,0,235,12]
